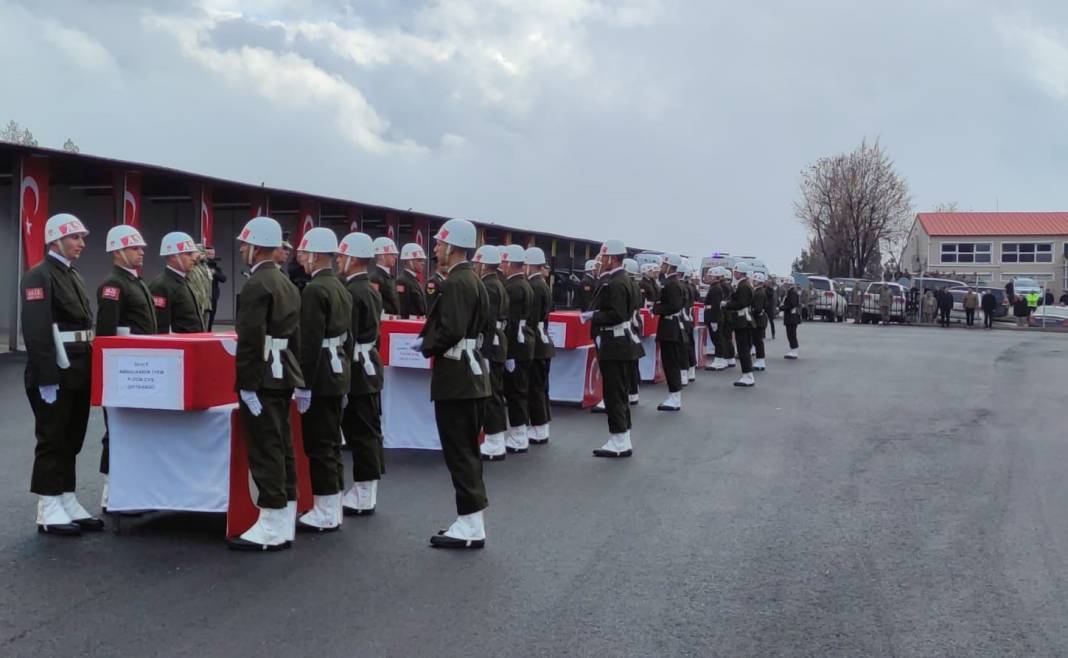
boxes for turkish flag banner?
[295,200,316,249]
[20,156,49,270]
[122,172,141,228]
[199,185,214,247]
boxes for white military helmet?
[105,225,147,252]
[641,263,659,274]
[525,246,547,266]
[584,259,597,271]
[600,238,627,256]
[337,232,375,258]
[160,231,198,256]
[400,242,426,260]
[473,244,501,265]
[238,216,283,248]
[710,265,729,278]
[733,261,752,277]
[434,218,477,249]
[662,252,682,268]
[297,227,338,254]
[782,275,796,285]
[44,213,89,244]
[623,258,639,274]
[752,271,768,284]
[500,244,526,264]
[373,236,398,256]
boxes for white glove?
[710,322,718,332]
[39,384,58,405]
[579,311,594,323]
[294,388,311,414]
[342,394,349,409]
[719,301,727,309]
[240,390,263,417]
[505,359,516,373]
[409,338,424,353]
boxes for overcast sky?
[3,0,1068,272]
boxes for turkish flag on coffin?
[20,156,49,270]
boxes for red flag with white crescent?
[347,207,360,233]
[122,172,141,228]
[200,185,214,247]
[296,200,317,248]
[20,156,49,270]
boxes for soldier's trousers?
[659,339,684,392]
[484,362,508,435]
[629,360,640,396]
[240,389,297,509]
[301,395,343,495]
[721,325,735,359]
[599,359,631,434]
[754,326,766,359]
[768,317,776,339]
[28,387,90,496]
[504,360,531,427]
[786,323,799,349]
[434,398,488,515]
[734,329,754,373]
[684,325,696,368]
[528,358,551,426]
[341,393,384,483]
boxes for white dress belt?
[57,329,94,343]
[321,334,347,374]
[604,320,641,344]
[352,341,377,376]
[263,335,289,379]
[444,337,484,375]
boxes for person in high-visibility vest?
[1026,291,1041,308]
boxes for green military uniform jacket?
[397,268,427,318]
[96,265,158,337]
[724,278,755,329]
[781,287,802,326]
[148,267,205,334]
[639,276,660,306]
[21,254,94,389]
[528,274,556,360]
[299,269,352,397]
[418,261,491,401]
[481,270,509,364]
[369,265,400,316]
[626,274,646,359]
[574,273,597,311]
[590,269,639,362]
[752,285,769,330]
[345,272,383,396]
[653,273,687,343]
[235,261,304,391]
[504,273,536,361]
[681,280,696,344]
[704,281,725,326]
[719,280,734,328]
[186,261,213,315]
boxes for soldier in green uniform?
[22,213,103,535]
[653,253,687,411]
[229,216,305,551]
[585,240,639,457]
[149,232,205,334]
[186,245,213,330]
[751,272,769,371]
[369,236,400,316]
[623,258,645,405]
[683,264,699,382]
[780,275,802,359]
[639,263,660,306]
[96,224,157,510]
[500,245,535,453]
[524,247,555,445]
[720,273,737,367]
[293,228,352,532]
[415,219,491,549]
[335,233,385,516]
[703,266,729,370]
[573,259,597,311]
[725,262,756,387]
[474,245,510,461]
[397,243,428,318]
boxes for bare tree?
[1,120,38,146]
[62,138,80,153]
[794,138,913,278]
[932,201,959,212]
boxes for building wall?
[901,221,1067,293]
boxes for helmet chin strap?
[118,249,133,270]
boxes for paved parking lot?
[1,322,1065,657]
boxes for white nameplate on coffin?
[102,348,184,410]
[389,333,431,369]
[547,322,567,348]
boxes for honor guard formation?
[20,212,805,550]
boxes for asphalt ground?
[0,322,1066,657]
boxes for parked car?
[1029,304,1068,328]
[860,281,907,323]
[1010,277,1043,306]
[808,276,846,322]
[907,276,967,293]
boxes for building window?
[940,242,991,264]
[1002,242,1053,263]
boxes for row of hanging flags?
[16,155,427,271]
